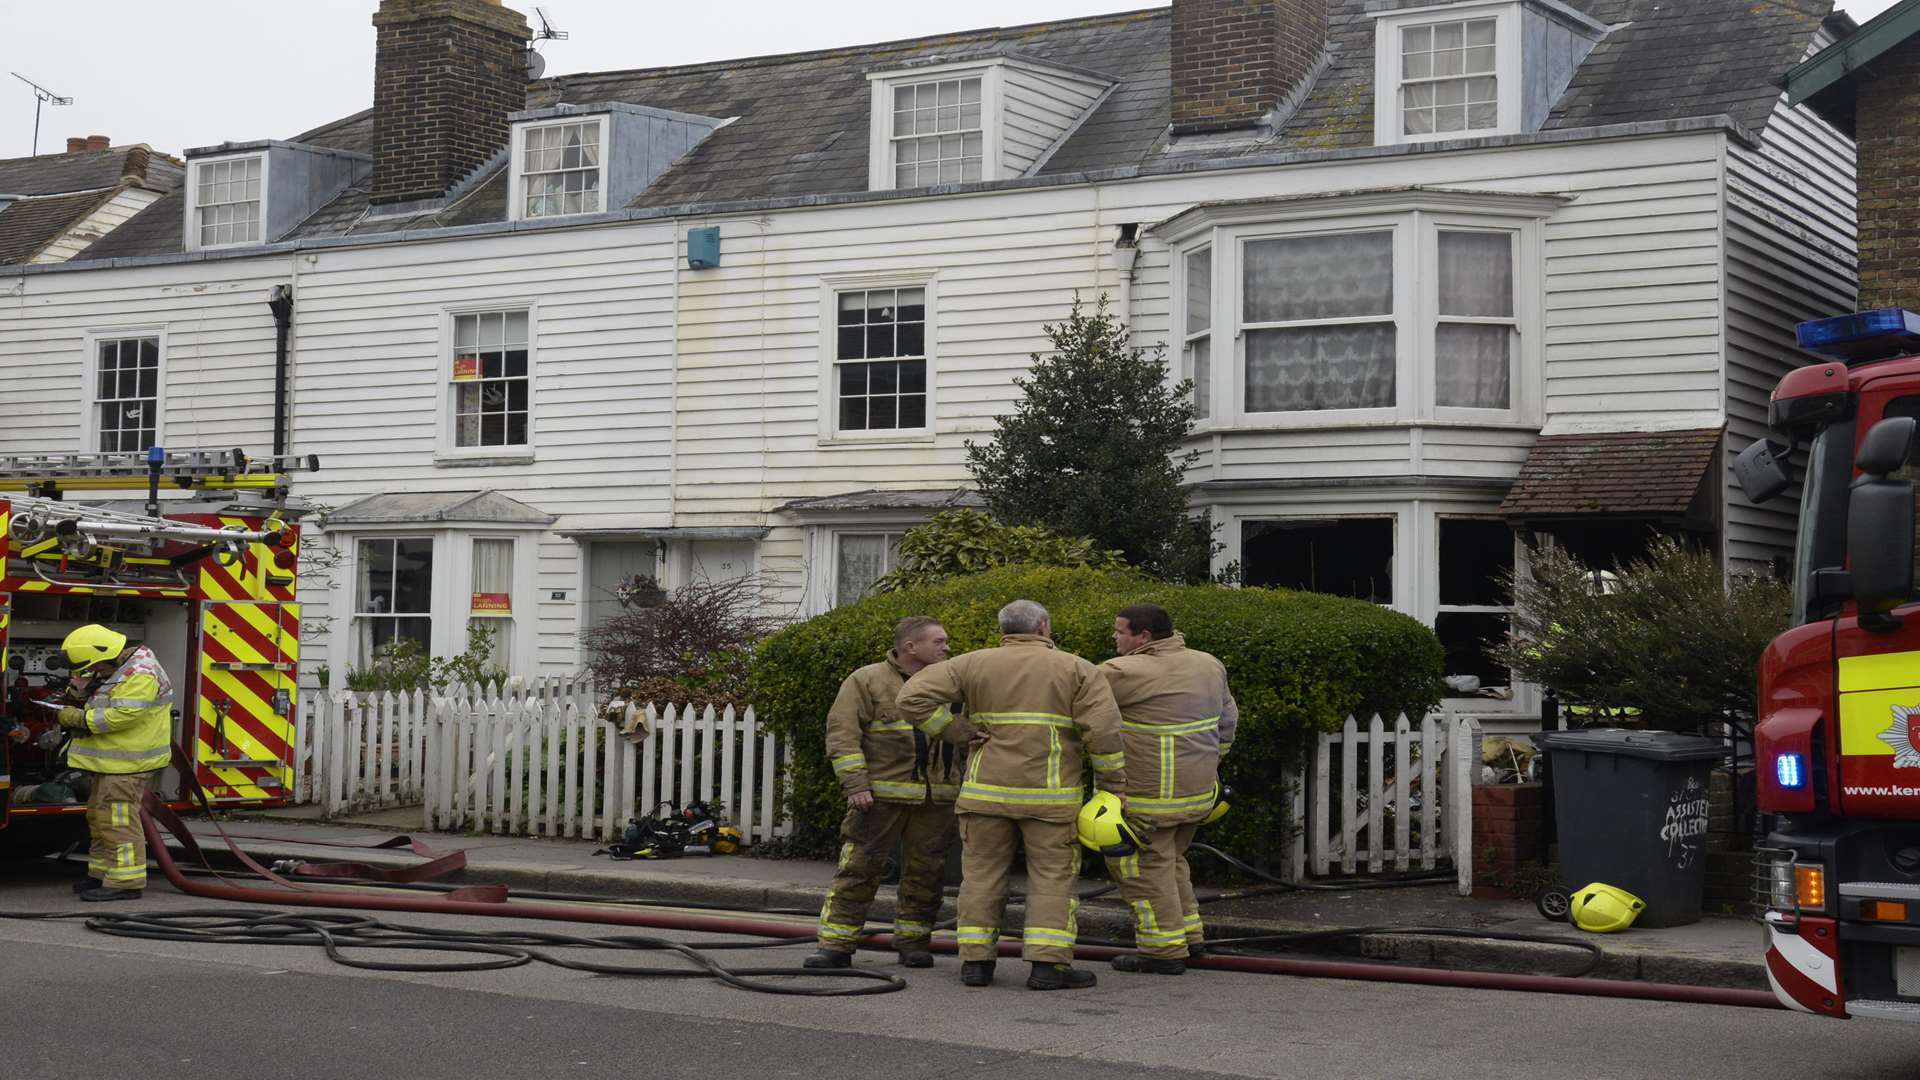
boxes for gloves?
[57,706,86,731]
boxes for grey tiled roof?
[0,189,118,265]
[64,1,1837,262]
[0,145,180,197]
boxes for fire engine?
[0,448,313,856]
[1737,308,1920,1021]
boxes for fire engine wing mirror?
[1849,416,1918,631]
[1733,438,1794,503]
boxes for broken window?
[1436,517,1514,694]
[1242,518,1394,603]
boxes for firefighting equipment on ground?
[596,801,743,859]
[1569,883,1646,933]
[1077,790,1142,857]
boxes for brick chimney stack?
[1171,0,1328,135]
[370,0,531,206]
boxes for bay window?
[1241,231,1397,413]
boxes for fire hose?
[110,795,1783,1009]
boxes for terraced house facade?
[0,0,1855,731]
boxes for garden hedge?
[749,565,1444,866]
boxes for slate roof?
[325,490,556,526]
[1497,428,1724,518]
[777,488,986,514]
[70,0,1839,261]
[0,145,182,265]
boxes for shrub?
[344,622,509,694]
[750,565,1444,863]
[581,573,774,705]
[874,509,1125,593]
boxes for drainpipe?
[268,285,294,459]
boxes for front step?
[1848,998,1920,1022]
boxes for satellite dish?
[525,49,547,81]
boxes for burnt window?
[1436,518,1514,694]
[1242,518,1394,603]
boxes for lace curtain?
[1243,232,1395,412]
[1185,247,1212,419]
[1435,230,1513,409]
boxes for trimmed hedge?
[749,565,1444,864]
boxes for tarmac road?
[2,864,1917,1080]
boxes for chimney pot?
[1171,0,1327,135]
[66,137,88,153]
[85,135,111,150]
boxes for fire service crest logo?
[1877,704,1920,769]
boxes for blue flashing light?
[1795,308,1920,361]
[146,445,164,466]
[1776,752,1806,790]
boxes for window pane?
[1185,247,1212,334]
[1245,324,1396,412]
[838,325,866,360]
[1188,337,1212,421]
[896,287,926,321]
[1435,324,1512,409]
[1439,519,1515,606]
[839,397,867,431]
[836,534,892,605]
[1244,232,1393,322]
[392,538,434,613]
[897,320,925,357]
[359,539,396,614]
[1436,612,1510,690]
[866,322,896,358]
[839,363,866,397]
[899,394,926,428]
[900,359,926,393]
[1242,519,1394,603]
[869,395,898,429]
[1438,231,1513,317]
[472,538,514,598]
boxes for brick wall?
[1703,768,1756,916]
[1471,783,1547,900]
[370,0,531,206]
[1857,37,1920,311]
[1171,0,1326,134]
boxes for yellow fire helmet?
[61,624,127,672]
[1204,782,1235,826]
[1569,882,1646,933]
[1077,790,1142,857]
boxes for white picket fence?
[292,684,789,845]
[1293,711,1483,896]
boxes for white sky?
[0,0,1903,161]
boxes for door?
[196,601,298,802]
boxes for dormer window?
[516,118,607,218]
[890,77,984,187]
[1374,3,1521,145]
[193,155,264,248]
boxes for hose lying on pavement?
[0,907,902,996]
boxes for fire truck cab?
[1738,309,1920,1021]
[0,449,312,855]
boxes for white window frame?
[1166,192,1549,431]
[79,327,167,453]
[436,301,538,464]
[184,152,268,251]
[830,530,907,609]
[465,534,522,673]
[331,527,540,676]
[867,61,1005,191]
[348,533,438,669]
[1177,243,1217,427]
[1373,1,1523,146]
[817,272,937,445]
[508,115,610,222]
[1431,513,1520,701]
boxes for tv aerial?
[11,72,73,157]
[524,8,568,80]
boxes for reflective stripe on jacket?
[67,645,173,775]
[825,650,967,804]
[897,634,1125,823]
[1099,633,1238,825]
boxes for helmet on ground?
[1077,790,1142,857]
[1569,882,1645,933]
[1204,783,1235,826]
[61,625,127,672]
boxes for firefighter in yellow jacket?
[1100,603,1237,975]
[805,616,966,970]
[898,599,1127,991]
[55,625,174,902]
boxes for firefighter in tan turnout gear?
[1099,603,1237,974]
[804,616,966,970]
[897,599,1127,991]
[55,625,175,902]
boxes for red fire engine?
[0,449,311,855]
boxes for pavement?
[147,803,1770,991]
[3,864,1916,1080]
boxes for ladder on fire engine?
[0,448,318,497]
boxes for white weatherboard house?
[0,0,1854,732]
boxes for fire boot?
[898,946,934,969]
[1110,955,1186,975]
[802,950,852,970]
[961,960,996,987]
[79,888,141,903]
[1027,962,1097,990]
[71,877,100,895]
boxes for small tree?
[965,295,1211,580]
[1494,538,1791,732]
[872,509,1125,592]
[580,572,776,706]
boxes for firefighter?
[1100,603,1237,975]
[54,625,173,902]
[804,616,965,971]
[897,599,1127,991]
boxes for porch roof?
[323,490,555,527]
[1497,428,1723,520]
